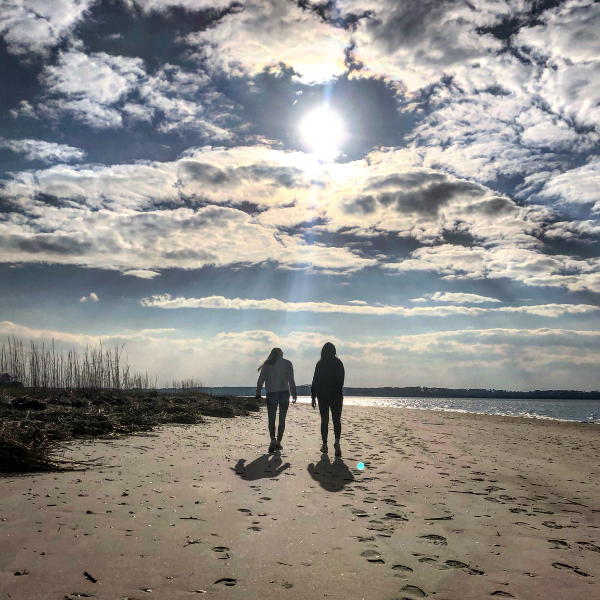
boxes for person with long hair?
[256,347,297,453]
[311,342,345,456]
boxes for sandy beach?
[1,404,599,600]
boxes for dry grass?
[0,337,154,391]
[0,337,260,473]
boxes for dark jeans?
[266,391,290,440]
[317,396,343,443]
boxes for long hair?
[321,342,336,359]
[257,347,283,372]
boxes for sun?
[300,107,344,161]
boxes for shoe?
[275,440,282,450]
[269,439,277,452]
[334,442,342,456]
[320,443,328,453]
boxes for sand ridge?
[0,404,599,599]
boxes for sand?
[1,404,599,600]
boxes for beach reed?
[0,337,154,391]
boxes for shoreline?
[293,395,600,425]
[1,405,598,599]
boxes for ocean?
[295,396,600,424]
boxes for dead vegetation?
[0,336,260,473]
[0,389,260,473]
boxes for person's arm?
[311,363,319,408]
[256,366,267,399]
[339,360,345,393]
[288,361,297,403]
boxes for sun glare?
[300,107,344,161]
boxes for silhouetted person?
[256,347,297,453]
[311,342,345,456]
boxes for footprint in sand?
[552,562,591,577]
[490,592,515,598]
[445,560,485,575]
[361,549,384,563]
[237,508,252,515]
[214,578,237,587]
[400,584,427,598]
[543,521,570,529]
[578,541,600,553]
[385,512,408,521]
[548,539,570,549]
[212,546,230,559]
[392,564,413,577]
[355,535,376,542]
[419,534,447,546]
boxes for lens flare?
[300,107,344,161]
[357,462,364,470]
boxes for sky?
[1,0,600,390]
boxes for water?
[295,396,600,424]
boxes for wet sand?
[1,404,599,600]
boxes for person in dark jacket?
[311,342,345,456]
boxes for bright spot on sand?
[300,107,344,161]
[357,462,364,470]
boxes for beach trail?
[1,404,599,600]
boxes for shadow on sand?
[232,453,290,480]
[307,454,355,492]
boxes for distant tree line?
[203,385,600,400]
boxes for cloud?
[122,269,161,279]
[0,145,319,213]
[515,1,600,131]
[388,244,600,293]
[2,319,600,389]
[36,49,233,137]
[412,292,501,304]
[544,220,600,241]
[534,157,600,211]
[185,0,350,84]
[341,0,512,90]
[1,144,596,289]
[0,137,85,163]
[139,293,600,319]
[0,203,375,274]
[0,0,93,56]
[79,292,98,302]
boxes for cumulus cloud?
[412,292,501,304]
[36,49,233,137]
[122,269,161,279]
[0,145,312,212]
[2,319,599,389]
[0,203,375,274]
[388,244,600,293]
[516,1,600,131]
[340,0,516,90]
[535,157,600,211]
[0,0,93,56]
[544,220,600,240]
[79,292,98,302]
[0,137,85,163]
[139,293,599,319]
[185,0,350,84]
[2,144,596,289]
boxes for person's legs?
[318,397,330,444]
[277,391,290,441]
[330,400,343,441]
[265,393,278,440]
[330,399,343,456]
